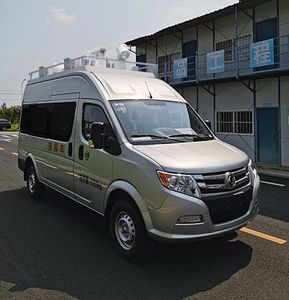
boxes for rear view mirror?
[91,122,121,155]
[205,120,211,129]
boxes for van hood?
[133,140,249,174]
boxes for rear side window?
[20,104,49,137]
[82,104,108,140]
[49,103,76,141]
[20,102,76,141]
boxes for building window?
[216,110,253,134]
[216,35,251,62]
[158,56,166,74]
[158,52,181,76]
[236,35,251,60]
[216,39,234,62]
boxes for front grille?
[194,166,250,195]
[203,188,253,224]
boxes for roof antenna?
[145,81,153,99]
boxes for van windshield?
[111,100,213,144]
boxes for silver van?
[18,56,260,258]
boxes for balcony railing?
[156,35,289,85]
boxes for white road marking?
[0,139,13,142]
[12,152,18,156]
[0,147,4,151]
[260,180,285,187]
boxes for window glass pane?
[20,104,49,137]
[82,104,109,140]
[20,105,30,134]
[49,102,76,141]
[111,100,211,142]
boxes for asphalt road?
[0,132,288,300]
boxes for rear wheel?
[26,164,45,200]
[109,198,150,259]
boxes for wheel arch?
[104,181,154,231]
[23,154,39,181]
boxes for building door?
[182,40,197,80]
[257,107,280,165]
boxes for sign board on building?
[207,50,225,74]
[173,58,188,79]
[250,39,274,68]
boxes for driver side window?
[82,104,109,141]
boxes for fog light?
[177,215,203,224]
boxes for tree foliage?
[0,105,21,124]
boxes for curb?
[257,169,289,180]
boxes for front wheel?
[27,164,45,200]
[109,198,150,259]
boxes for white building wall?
[156,34,182,58]
[182,86,198,110]
[256,78,279,107]
[280,76,289,167]
[279,0,289,68]
[146,41,156,64]
[279,0,289,36]
[198,87,214,131]
[215,14,235,43]
[198,24,213,55]
[215,82,255,160]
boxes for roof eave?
[126,0,269,45]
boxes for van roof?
[91,68,184,102]
[25,66,185,103]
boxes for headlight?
[249,159,257,183]
[157,171,200,198]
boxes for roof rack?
[29,55,158,80]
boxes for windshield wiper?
[168,133,213,141]
[130,134,184,142]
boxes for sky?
[0,0,237,106]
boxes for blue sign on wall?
[173,58,188,79]
[207,50,225,74]
[250,39,274,68]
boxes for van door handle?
[68,142,73,157]
[79,145,84,160]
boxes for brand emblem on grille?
[225,172,236,189]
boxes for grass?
[7,123,20,132]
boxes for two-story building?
[126,0,289,168]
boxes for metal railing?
[29,56,158,80]
[157,35,289,85]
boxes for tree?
[0,105,21,123]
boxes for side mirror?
[91,122,121,156]
[205,120,211,129]
[104,136,121,156]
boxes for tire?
[109,198,150,259]
[26,164,45,200]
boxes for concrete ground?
[0,132,288,300]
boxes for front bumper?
[147,175,260,242]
